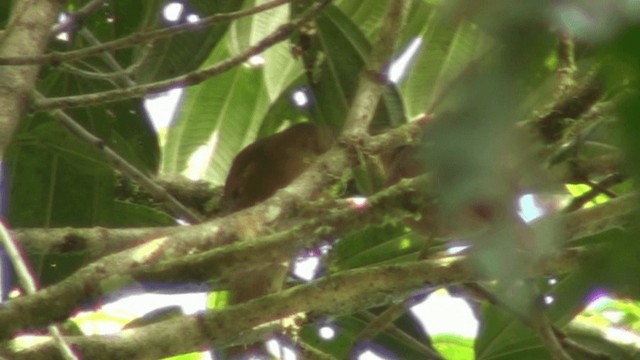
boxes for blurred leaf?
[565,323,640,359]
[6,131,114,227]
[335,232,425,270]
[476,230,640,360]
[578,226,640,298]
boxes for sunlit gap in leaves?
[412,288,479,338]
[162,2,202,24]
[318,325,336,339]
[248,55,266,67]
[72,292,209,335]
[517,193,546,223]
[143,88,183,143]
[55,13,71,42]
[292,244,331,281]
[388,38,422,84]
[291,90,309,108]
[163,2,184,22]
[183,130,219,181]
[266,339,297,360]
[354,343,398,360]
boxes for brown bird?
[222,122,332,212]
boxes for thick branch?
[7,250,584,360]
[0,0,61,157]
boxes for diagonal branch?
[37,94,203,223]
[0,0,291,66]
[32,0,331,111]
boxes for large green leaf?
[161,40,269,185]
[336,0,391,41]
[400,9,490,117]
[228,0,304,102]
[474,303,548,360]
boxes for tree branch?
[50,0,112,37]
[31,0,331,111]
[0,0,291,66]
[0,0,61,158]
[7,250,583,360]
[342,0,408,135]
[37,95,203,223]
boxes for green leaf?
[399,10,490,117]
[432,334,474,360]
[336,0,391,41]
[474,303,547,360]
[161,40,269,184]
[229,0,304,102]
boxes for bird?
[222,122,333,212]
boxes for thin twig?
[60,43,152,82]
[529,298,574,360]
[563,173,625,213]
[77,28,137,87]
[34,92,203,223]
[0,220,79,360]
[32,0,330,111]
[50,0,107,36]
[0,0,291,66]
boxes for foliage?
[1,0,640,359]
